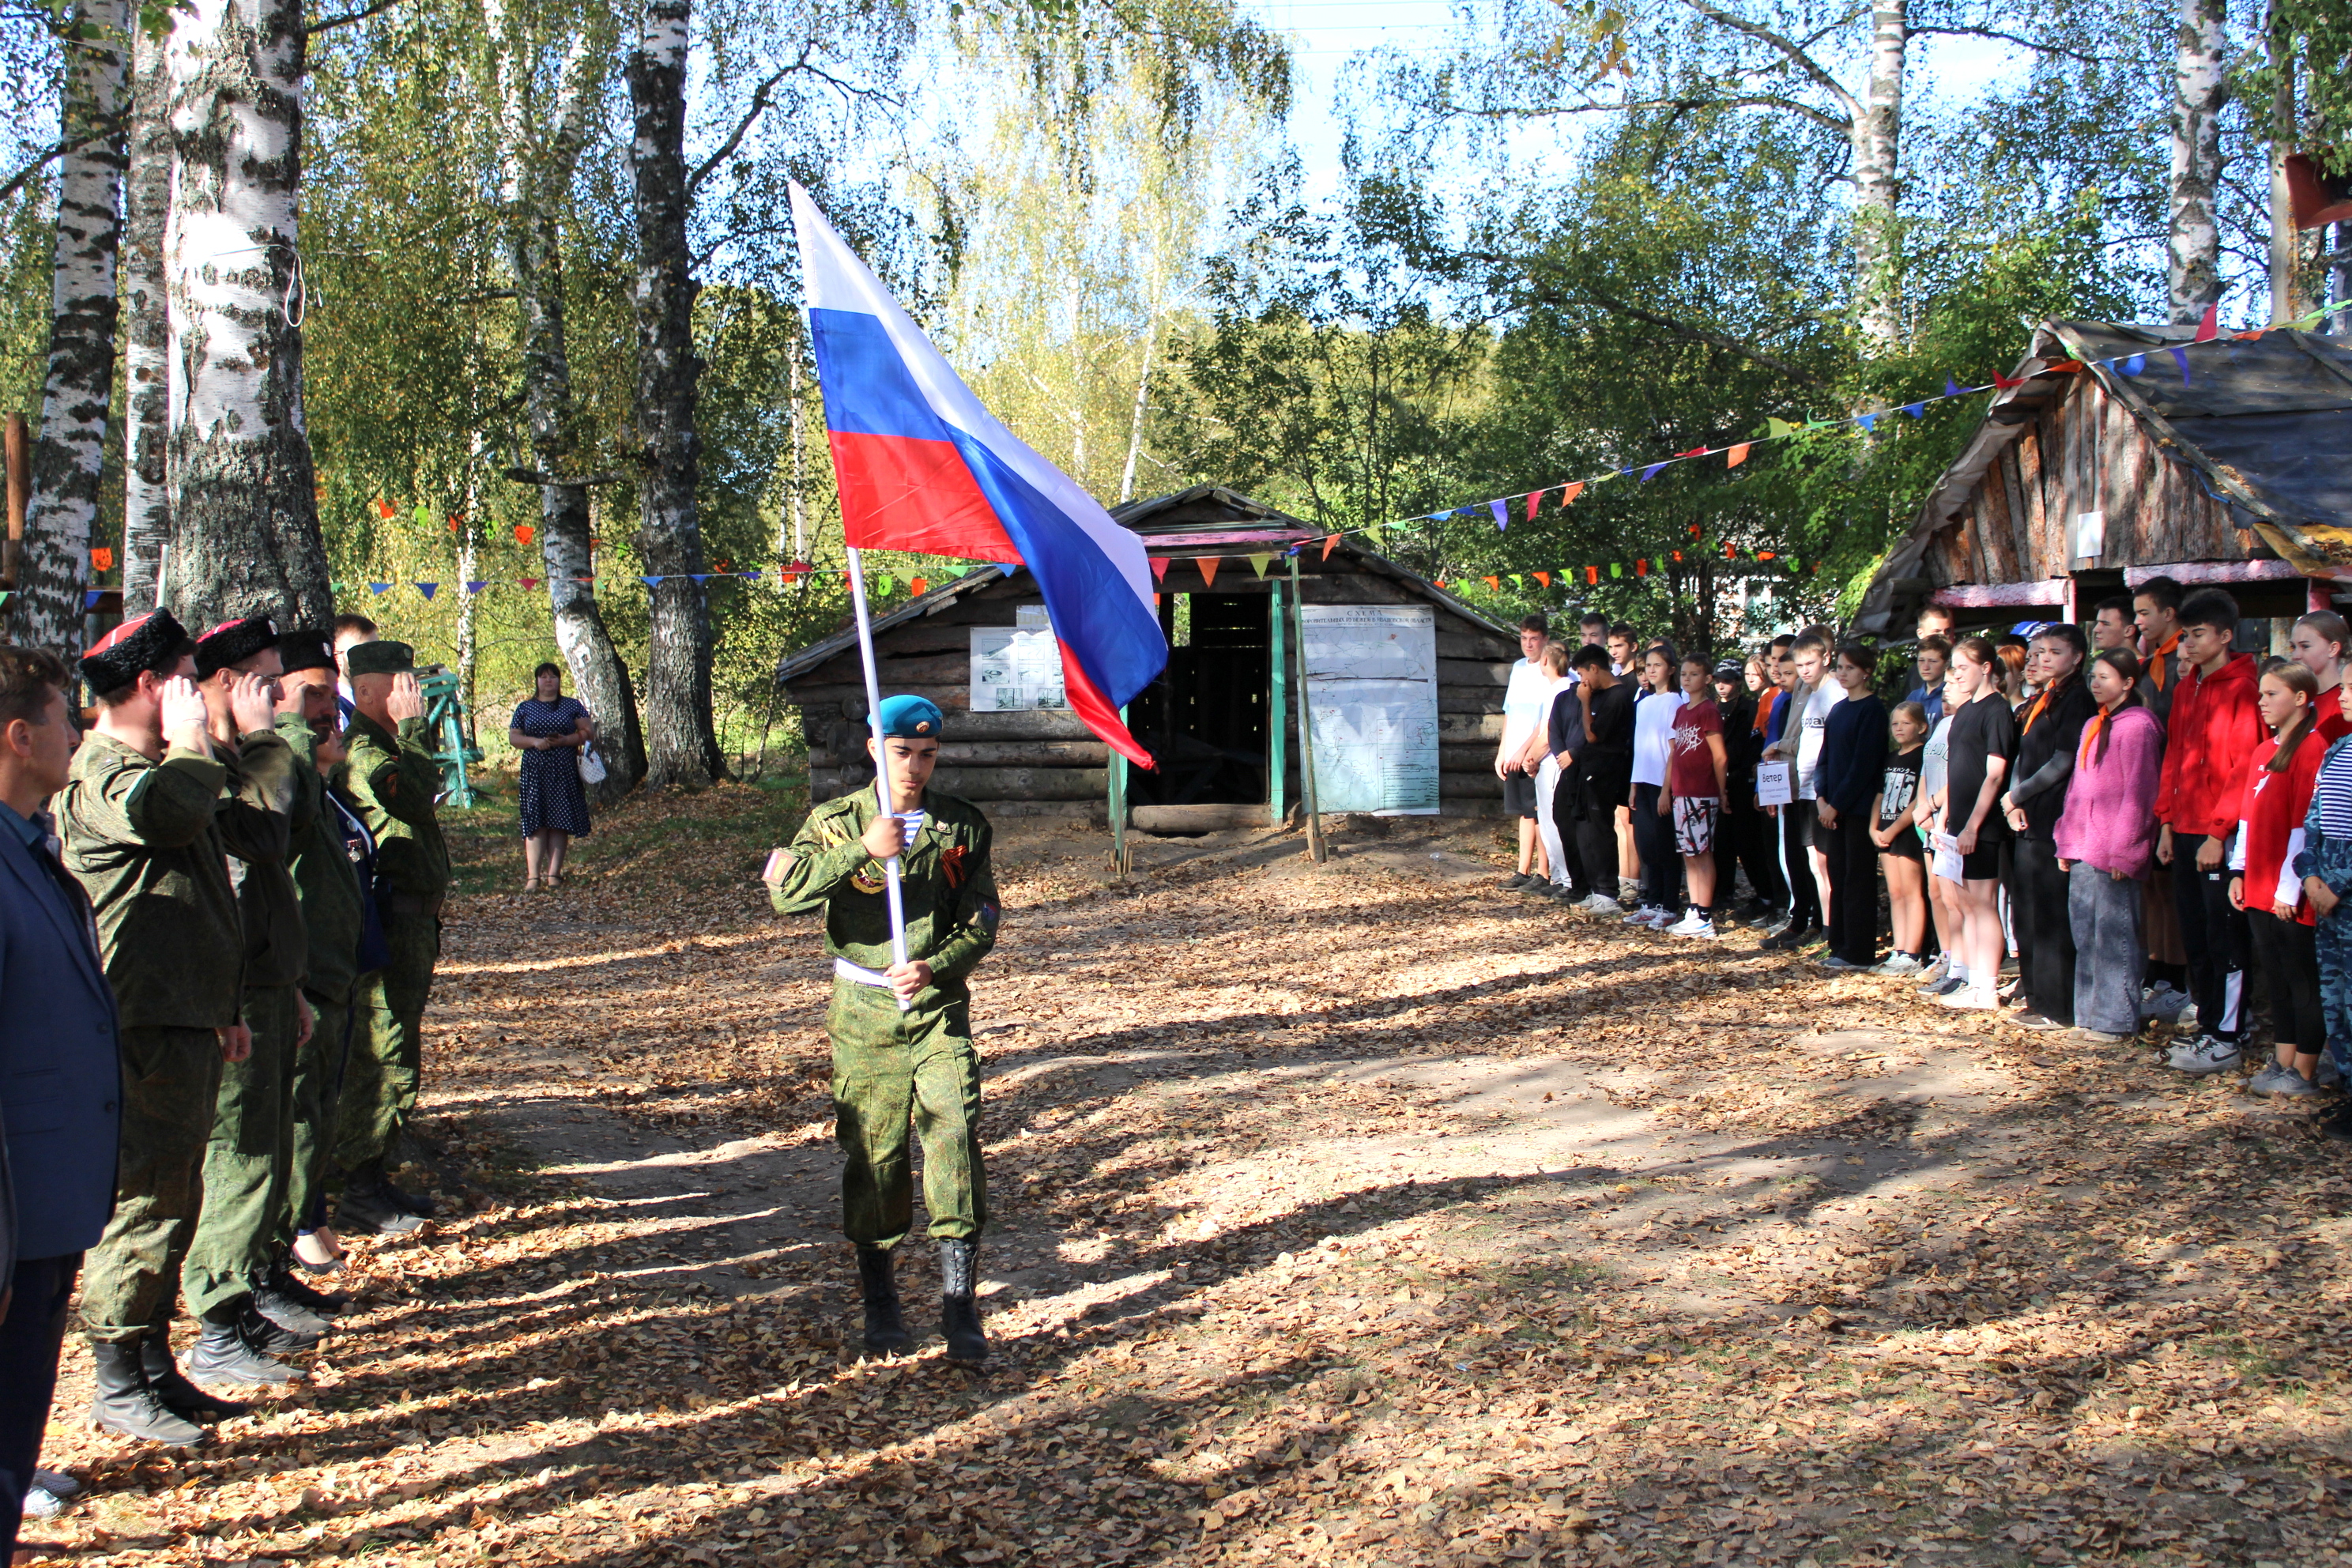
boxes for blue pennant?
[1639,462,1667,482]
[368,582,390,595]
[1902,402,1925,418]
[415,582,438,600]
[2169,348,2192,383]
[1856,413,1877,432]
[1490,499,1508,532]
[2120,353,2146,376]
[1943,378,1964,398]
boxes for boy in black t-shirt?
[1571,644,1636,913]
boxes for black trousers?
[1549,770,1589,898]
[2248,908,2324,1054]
[1,1253,79,1561]
[2172,834,2249,1042]
[1574,806,1619,903]
[1717,798,1787,910]
[1631,783,1679,913]
[1820,812,1880,965]
[1781,805,1821,929]
[2012,835,2075,1024]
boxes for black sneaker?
[2321,1102,2352,1144]
[337,1185,426,1237]
[1503,873,1533,891]
[252,1284,332,1339]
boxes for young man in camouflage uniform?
[272,631,383,1276]
[58,610,251,1446]
[334,640,448,1235]
[763,695,1000,1363]
[178,616,330,1389]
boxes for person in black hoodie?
[1813,643,1890,971]
[1570,644,1635,913]
[2001,624,2099,1030]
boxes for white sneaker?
[1679,918,1717,939]
[2140,982,2192,1022]
[1871,952,1924,976]
[1622,903,1657,925]
[1939,984,1999,1010]
[2167,1036,2242,1076]
[1665,910,1708,936]
[1579,894,1622,914]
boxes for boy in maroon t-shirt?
[1663,653,1729,937]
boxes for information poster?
[1299,604,1440,815]
[970,606,1068,711]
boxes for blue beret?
[876,694,944,738]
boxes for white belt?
[833,957,893,987]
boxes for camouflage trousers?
[80,1027,221,1343]
[182,986,305,1315]
[335,915,439,1185]
[2314,856,2352,1084]
[283,989,358,1243]
[828,975,986,1250]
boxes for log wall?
[782,552,1519,816]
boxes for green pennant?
[1610,562,1623,579]
[1247,552,1275,578]
[1508,574,1524,589]
[1766,416,1796,439]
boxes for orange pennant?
[1482,575,1500,591]
[1533,571,1551,587]
[1196,556,1219,588]
[909,577,928,597]
[1322,533,1340,560]
[1559,481,1585,507]
[515,524,536,545]
[1585,565,1600,584]
[375,498,394,519]
[1726,443,1751,468]
[90,547,114,571]
[1635,560,1649,577]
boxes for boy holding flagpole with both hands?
[763,695,1000,1363]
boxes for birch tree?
[119,23,168,612]
[160,0,331,629]
[10,0,128,654]
[484,0,646,798]
[627,0,724,789]
[2168,0,2229,323]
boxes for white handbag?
[577,742,608,786]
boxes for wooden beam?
[2121,559,2308,587]
[1929,581,2069,609]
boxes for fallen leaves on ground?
[21,782,2352,1567]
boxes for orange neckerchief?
[2147,630,2180,691]
[2079,699,2126,767]
[1752,685,1785,736]
[2022,670,2073,733]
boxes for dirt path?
[21,787,2352,1568]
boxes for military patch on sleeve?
[976,900,1000,937]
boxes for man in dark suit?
[0,646,122,1558]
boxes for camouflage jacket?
[767,790,999,986]
[277,714,370,1003]
[220,729,307,990]
[341,710,449,903]
[57,731,245,1030]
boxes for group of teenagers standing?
[1496,585,2352,1145]
[1,609,455,1557]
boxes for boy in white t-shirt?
[1497,615,1554,891]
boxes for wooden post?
[1107,703,1130,876]
[2,413,24,589]
[1286,550,1326,862]
[1268,576,1288,824]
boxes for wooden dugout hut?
[774,485,1524,824]
[1853,319,2352,638]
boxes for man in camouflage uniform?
[271,631,383,1275]
[57,610,250,1446]
[334,640,448,1235]
[763,695,1000,1363]
[177,616,330,1389]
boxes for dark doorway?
[1127,593,1271,805]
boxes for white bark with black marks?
[628,0,723,790]
[120,24,170,613]
[1851,0,1907,355]
[488,9,645,801]
[161,0,331,630]
[2168,0,2229,324]
[11,0,129,656]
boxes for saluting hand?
[861,813,906,861]
[230,669,279,736]
[159,675,210,754]
[388,672,427,722]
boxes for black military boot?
[937,1239,988,1364]
[140,1325,249,1422]
[186,1304,303,1388]
[336,1182,425,1236]
[856,1246,910,1356]
[251,1280,333,1338]
[267,1263,349,1317]
[91,1339,209,1446]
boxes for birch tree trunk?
[2267,21,2301,325]
[1849,0,1906,356]
[160,0,331,631]
[2168,0,2230,324]
[628,0,724,790]
[489,13,646,800]
[120,24,171,613]
[9,0,130,655]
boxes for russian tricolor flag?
[789,183,1166,767]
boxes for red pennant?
[1675,447,1706,458]
[1671,550,1683,564]
[1757,551,1777,561]
[2193,303,2219,342]
[1322,534,1341,560]
[1635,560,1649,577]
[2045,359,2085,373]
[515,525,536,545]
[1525,492,1542,522]
[1724,541,1737,559]
[1148,556,1170,582]
[521,577,541,590]
[375,498,394,520]
[1195,557,1219,588]
[1585,565,1600,585]
[1992,369,2025,390]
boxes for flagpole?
[845,548,913,1013]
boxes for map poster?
[1299,604,1441,815]
[971,607,1069,711]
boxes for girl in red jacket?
[2230,662,2328,1096]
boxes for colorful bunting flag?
[1610,563,1623,579]
[1149,557,1170,582]
[1585,566,1599,585]
[1943,378,1965,398]
[2192,303,2219,342]
[375,499,394,519]
[466,581,486,594]
[1766,417,1796,439]
[1196,557,1219,588]
[1323,534,1341,560]
[909,577,928,596]
[1248,553,1274,578]
[1559,481,1584,507]
[368,582,390,595]
[1634,560,1649,577]
[522,577,540,590]
[91,547,114,571]
[1490,499,1508,531]
[1639,462,1666,482]
[2120,353,2146,375]
[1525,492,1541,523]
[1726,443,1751,468]
[2170,347,2192,383]
[416,582,438,600]
[1482,575,1499,591]
[83,589,103,609]
[1902,402,1925,418]
[1856,413,1877,432]
[1534,571,1551,587]
[515,525,535,545]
